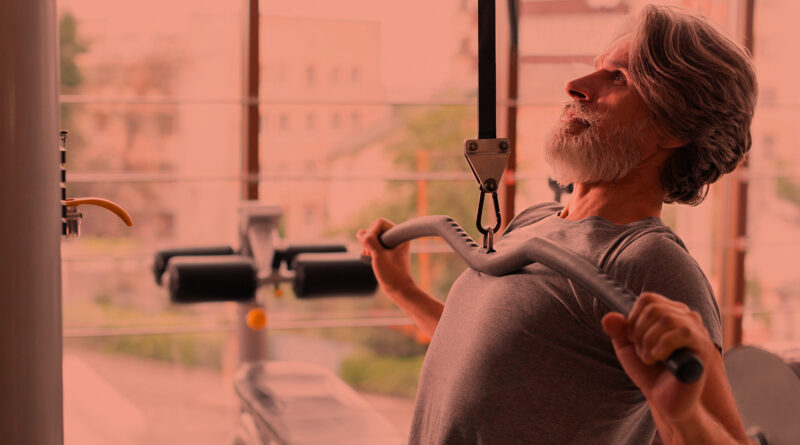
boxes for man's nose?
[565,74,594,102]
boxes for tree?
[60,12,88,92]
[339,104,484,298]
[59,12,89,129]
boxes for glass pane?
[56,0,799,443]
[740,1,800,354]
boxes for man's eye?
[613,71,627,83]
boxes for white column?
[0,0,63,443]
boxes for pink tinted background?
[57,0,800,443]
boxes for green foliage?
[92,290,113,308]
[334,105,485,297]
[776,177,800,208]
[339,352,424,398]
[83,333,226,370]
[388,105,475,171]
[59,12,88,92]
[59,12,89,139]
[745,278,761,305]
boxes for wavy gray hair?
[627,5,757,205]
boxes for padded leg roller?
[153,246,235,285]
[166,255,257,303]
[292,253,378,298]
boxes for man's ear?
[656,127,685,150]
[659,138,685,150]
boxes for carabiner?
[476,189,501,252]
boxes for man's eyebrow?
[607,58,629,69]
[593,54,628,70]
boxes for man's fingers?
[650,327,694,362]
[601,312,630,347]
[628,293,691,345]
[357,219,395,253]
[368,217,394,236]
[357,231,385,253]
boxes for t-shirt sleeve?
[603,232,723,351]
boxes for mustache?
[561,102,607,127]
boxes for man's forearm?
[651,352,749,445]
[385,284,444,338]
[652,404,747,445]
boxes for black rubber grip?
[166,255,256,303]
[153,246,235,285]
[292,253,378,298]
[379,215,704,384]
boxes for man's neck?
[558,166,667,225]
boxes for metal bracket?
[464,138,510,193]
[63,207,82,238]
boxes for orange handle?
[65,197,133,226]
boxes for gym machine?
[724,346,800,444]
[153,205,402,445]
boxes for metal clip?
[483,226,495,253]
[476,189,501,253]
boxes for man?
[357,5,756,444]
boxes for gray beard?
[544,113,649,186]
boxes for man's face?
[545,37,659,186]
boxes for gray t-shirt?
[409,202,722,445]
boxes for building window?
[306,113,315,130]
[351,111,361,128]
[351,66,361,83]
[331,112,340,130]
[279,114,289,131]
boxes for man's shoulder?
[504,202,563,233]
[613,227,692,267]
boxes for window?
[57,2,789,444]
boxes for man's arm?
[357,218,444,337]
[601,292,749,445]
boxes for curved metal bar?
[65,197,133,226]
[379,215,704,384]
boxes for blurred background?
[56,0,799,443]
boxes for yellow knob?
[246,308,268,331]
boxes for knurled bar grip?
[378,215,704,384]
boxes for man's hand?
[356,218,415,295]
[356,218,444,337]
[601,292,717,421]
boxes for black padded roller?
[271,244,348,271]
[166,255,256,303]
[292,253,378,298]
[153,246,235,285]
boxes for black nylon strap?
[478,0,496,139]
